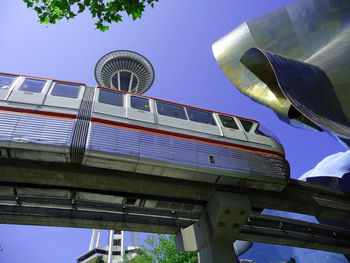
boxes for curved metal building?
[212,1,350,261]
[212,0,350,146]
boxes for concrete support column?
[89,229,97,251]
[137,232,141,248]
[121,231,125,259]
[95,230,101,248]
[131,232,135,247]
[175,191,251,263]
[107,230,114,263]
[198,241,238,263]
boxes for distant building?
[76,230,140,263]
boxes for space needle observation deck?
[94,50,155,94]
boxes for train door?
[7,77,52,105]
[217,114,247,141]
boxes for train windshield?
[240,119,253,132]
[256,124,281,143]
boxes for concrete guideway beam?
[0,159,349,224]
[0,205,191,234]
[176,192,251,263]
[238,214,350,254]
[1,183,350,255]
[1,159,350,256]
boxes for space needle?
[78,50,155,263]
[94,50,155,94]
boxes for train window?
[98,89,123,106]
[240,119,253,132]
[18,78,46,93]
[0,74,16,90]
[156,101,187,120]
[186,107,216,125]
[131,96,150,111]
[51,82,80,98]
[219,115,239,129]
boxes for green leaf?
[78,3,85,13]
[23,0,159,31]
[25,1,34,8]
[34,6,42,13]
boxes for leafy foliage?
[22,0,159,31]
[127,234,198,263]
[95,255,104,263]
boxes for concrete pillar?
[137,232,141,248]
[198,242,238,263]
[121,231,125,259]
[95,230,102,248]
[130,232,141,247]
[89,229,97,251]
[107,230,114,263]
[131,232,135,247]
[175,191,251,263]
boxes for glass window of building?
[51,82,81,98]
[119,71,132,92]
[131,96,150,111]
[186,107,216,125]
[240,119,253,132]
[19,78,46,93]
[111,71,139,92]
[219,115,239,129]
[98,89,124,107]
[156,101,187,120]
[131,75,138,92]
[0,74,16,90]
[111,73,120,90]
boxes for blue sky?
[0,0,347,262]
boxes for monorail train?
[0,72,289,191]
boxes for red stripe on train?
[91,117,284,158]
[0,106,284,158]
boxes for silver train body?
[0,73,289,191]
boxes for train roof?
[0,71,258,123]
